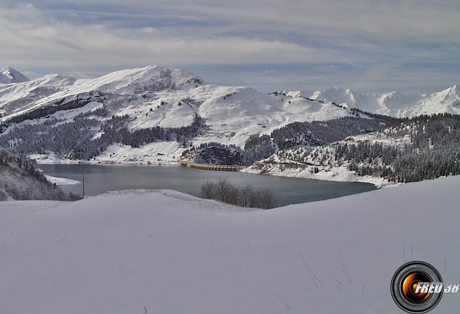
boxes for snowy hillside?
[0,164,71,201]
[0,66,354,164]
[1,65,459,165]
[0,149,77,201]
[0,66,349,137]
[286,85,460,117]
[244,114,460,187]
[1,175,459,313]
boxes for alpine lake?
[38,164,377,207]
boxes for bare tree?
[215,178,232,203]
[257,188,279,209]
[201,180,215,199]
[200,179,279,209]
[239,185,254,207]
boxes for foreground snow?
[1,177,460,313]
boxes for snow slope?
[0,66,352,163]
[241,130,408,188]
[1,176,460,313]
[242,157,389,188]
[1,66,459,165]
[0,159,73,201]
[2,67,459,125]
[0,74,76,118]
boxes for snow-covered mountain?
[0,65,459,164]
[286,85,460,117]
[0,66,30,84]
[0,66,353,139]
[0,66,354,164]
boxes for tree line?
[271,113,460,184]
[0,110,205,161]
[182,115,394,166]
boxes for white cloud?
[0,2,346,71]
[1,0,460,93]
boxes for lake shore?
[241,163,397,188]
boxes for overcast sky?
[1,0,459,94]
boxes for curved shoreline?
[241,163,397,189]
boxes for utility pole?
[82,166,85,198]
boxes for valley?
[1,65,459,188]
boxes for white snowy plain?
[1,176,460,314]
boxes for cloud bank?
[1,0,459,93]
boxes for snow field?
[1,176,460,313]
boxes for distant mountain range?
[0,65,358,149]
[285,85,460,117]
[0,65,459,165]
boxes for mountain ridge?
[1,66,460,123]
[284,84,460,117]
[0,65,459,167]
[0,65,353,146]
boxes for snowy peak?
[0,67,30,84]
[0,66,208,124]
[74,65,205,95]
[432,85,460,102]
[2,65,460,131]
[315,87,362,105]
[0,65,354,161]
[0,73,77,119]
[445,84,459,95]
